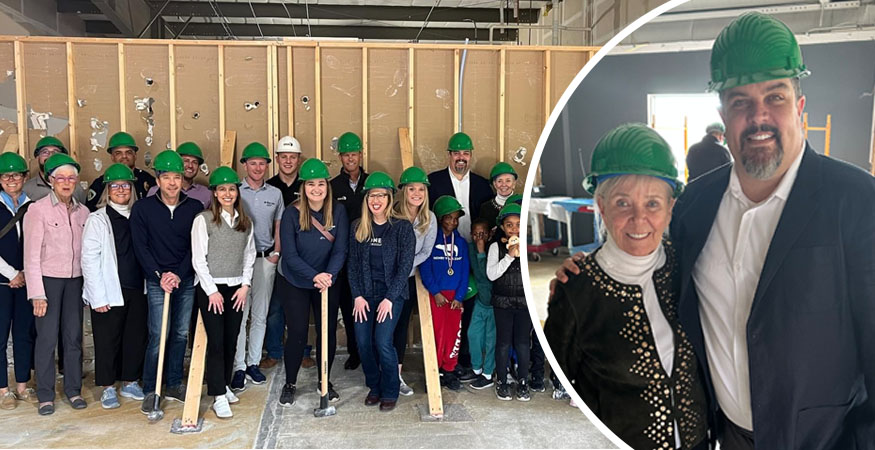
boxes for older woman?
[81,163,147,410]
[24,153,90,415]
[390,166,436,396]
[545,124,707,450]
[0,152,35,410]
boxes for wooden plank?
[218,45,225,157]
[168,44,176,148]
[408,48,415,154]
[118,43,126,132]
[314,46,322,160]
[180,311,207,427]
[3,134,18,153]
[286,46,294,137]
[13,40,25,157]
[499,48,506,163]
[268,45,277,154]
[66,42,77,159]
[453,49,460,133]
[415,272,443,417]
[399,127,413,169]
[362,47,368,172]
[221,130,236,168]
[544,50,551,126]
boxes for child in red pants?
[419,196,469,391]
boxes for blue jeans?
[354,285,404,401]
[264,275,285,359]
[143,278,195,394]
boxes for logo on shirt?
[368,237,382,247]
[435,243,459,257]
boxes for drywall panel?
[291,47,316,162]
[21,42,69,161]
[0,42,14,154]
[505,50,545,191]
[320,48,362,177]
[72,43,120,184]
[174,45,220,186]
[461,49,500,177]
[413,49,454,174]
[367,48,407,177]
[224,45,269,172]
[125,44,170,166]
[550,51,588,110]
[277,46,290,140]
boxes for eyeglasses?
[368,193,389,199]
[38,149,59,158]
[0,173,24,181]
[51,175,79,184]
[109,183,132,190]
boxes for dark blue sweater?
[419,229,470,301]
[130,192,204,282]
[280,202,348,289]
[347,218,415,304]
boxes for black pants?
[0,284,34,387]
[718,411,754,450]
[530,328,545,381]
[457,298,475,368]
[335,269,359,361]
[393,276,418,364]
[280,276,339,385]
[35,277,84,403]
[197,283,244,396]
[494,307,531,384]
[91,288,148,386]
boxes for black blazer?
[426,168,493,220]
[670,143,875,449]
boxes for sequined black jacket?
[545,242,708,450]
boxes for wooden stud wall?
[0,37,595,184]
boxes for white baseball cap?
[276,136,302,154]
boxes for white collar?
[595,233,665,285]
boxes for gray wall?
[540,40,875,198]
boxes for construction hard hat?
[433,195,465,219]
[398,166,430,187]
[209,166,241,187]
[240,142,272,163]
[299,158,330,181]
[45,153,80,175]
[107,131,139,153]
[447,132,474,152]
[489,162,518,181]
[706,122,726,134]
[337,132,363,154]
[153,150,184,174]
[0,152,28,174]
[363,171,396,192]
[33,136,67,157]
[708,12,810,92]
[583,123,684,198]
[276,136,303,154]
[464,277,478,301]
[507,194,523,205]
[103,163,136,183]
[176,141,205,163]
[496,203,521,225]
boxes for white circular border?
[521,1,692,449]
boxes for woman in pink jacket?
[23,153,90,416]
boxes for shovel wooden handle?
[320,288,329,396]
[155,291,171,396]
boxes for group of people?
[546,12,874,450]
[0,123,550,419]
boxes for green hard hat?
[45,153,80,175]
[337,132,363,154]
[153,150,184,174]
[507,194,523,205]
[299,158,330,181]
[107,131,138,153]
[583,123,684,198]
[103,163,135,183]
[176,141,204,163]
[209,166,240,187]
[33,136,67,157]
[433,195,465,219]
[708,12,810,92]
[363,171,396,192]
[0,152,27,174]
[496,203,522,225]
[398,166,430,187]
[489,161,517,181]
[464,276,478,301]
[706,122,726,133]
[240,142,271,163]
[447,132,473,152]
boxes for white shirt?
[692,145,804,431]
[486,241,517,281]
[191,209,256,296]
[448,167,472,240]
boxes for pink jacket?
[23,193,89,300]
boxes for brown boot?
[301,356,316,369]
[260,357,279,369]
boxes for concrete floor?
[527,251,567,323]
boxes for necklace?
[442,232,455,276]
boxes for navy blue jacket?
[0,196,29,283]
[427,168,493,220]
[347,218,415,304]
[280,201,348,289]
[130,192,203,282]
[671,144,875,449]
[419,229,470,301]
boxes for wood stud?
[65,42,77,159]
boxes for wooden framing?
[453,49,460,133]
[180,311,207,428]
[117,43,126,132]
[286,46,294,137]
[65,42,77,159]
[362,47,369,171]
[544,50,552,126]
[408,48,415,152]
[13,40,25,156]
[499,48,506,162]
[314,46,322,161]
[168,44,176,148]
[218,44,225,155]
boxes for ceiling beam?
[159,22,517,41]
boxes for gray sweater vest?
[200,210,248,279]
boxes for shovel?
[148,291,171,422]
[313,288,336,418]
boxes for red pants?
[430,290,463,372]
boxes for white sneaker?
[224,386,239,404]
[212,395,233,419]
[399,375,414,397]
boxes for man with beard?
[686,122,731,181]
[85,132,156,211]
[427,132,492,241]
[22,137,86,203]
[553,12,874,449]
[146,142,211,209]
